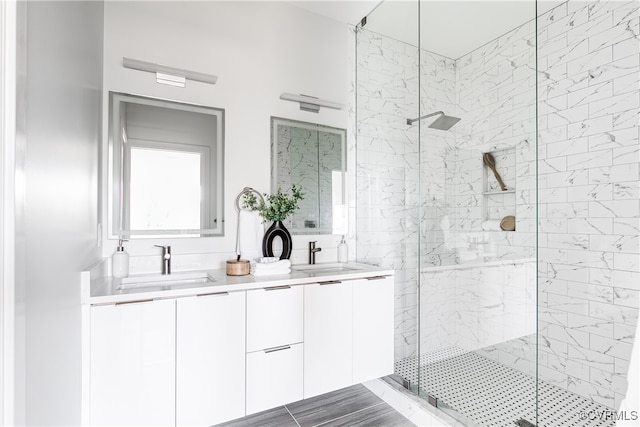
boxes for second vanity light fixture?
[123,57,218,88]
[280,93,344,113]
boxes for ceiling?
[291,0,563,59]
[289,1,381,26]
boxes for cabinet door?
[90,299,175,427]
[352,276,394,384]
[176,292,246,427]
[304,281,353,398]
[246,286,303,352]
[246,343,303,415]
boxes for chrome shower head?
[428,114,461,130]
[406,111,461,130]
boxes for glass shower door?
[417,1,538,425]
[355,0,423,395]
[356,1,539,425]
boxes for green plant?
[243,185,305,222]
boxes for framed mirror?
[271,117,347,235]
[109,92,224,238]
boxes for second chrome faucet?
[154,245,172,274]
[308,241,322,265]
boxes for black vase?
[262,220,292,260]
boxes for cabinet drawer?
[246,343,303,415]
[246,285,303,352]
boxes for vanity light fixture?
[279,93,344,113]
[122,57,218,88]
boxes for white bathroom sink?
[292,263,365,276]
[117,271,214,290]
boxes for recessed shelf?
[482,190,516,195]
[482,147,516,221]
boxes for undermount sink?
[117,271,214,290]
[292,263,365,275]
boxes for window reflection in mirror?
[271,117,346,235]
[109,93,224,238]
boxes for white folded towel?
[481,220,501,231]
[251,259,292,276]
[252,259,291,271]
[252,268,291,277]
[237,210,263,262]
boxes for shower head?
[429,114,461,130]
[406,111,461,130]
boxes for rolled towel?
[456,250,478,263]
[481,220,501,231]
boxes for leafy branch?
[242,185,305,222]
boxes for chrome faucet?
[308,241,322,265]
[154,245,171,275]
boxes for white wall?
[17,1,103,424]
[0,0,18,423]
[101,1,352,271]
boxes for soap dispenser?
[337,235,348,263]
[112,239,129,279]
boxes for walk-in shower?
[406,111,461,129]
[356,1,640,426]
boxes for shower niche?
[481,147,516,227]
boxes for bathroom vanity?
[81,262,394,426]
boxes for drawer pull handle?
[264,345,291,353]
[366,276,387,281]
[196,291,229,297]
[265,285,291,291]
[319,280,342,285]
[115,299,154,305]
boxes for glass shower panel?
[417,1,538,425]
[355,0,421,392]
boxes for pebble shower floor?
[395,348,616,427]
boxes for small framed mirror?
[109,92,224,238]
[271,117,347,235]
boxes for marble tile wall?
[446,17,539,379]
[277,126,318,227]
[276,126,342,232]
[318,131,343,231]
[536,0,640,410]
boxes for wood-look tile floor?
[216,384,415,427]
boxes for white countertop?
[86,262,394,305]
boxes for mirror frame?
[271,116,347,235]
[108,92,225,238]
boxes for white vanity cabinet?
[304,280,354,398]
[84,264,394,427]
[245,285,304,414]
[89,299,176,427]
[176,291,246,427]
[353,276,395,383]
